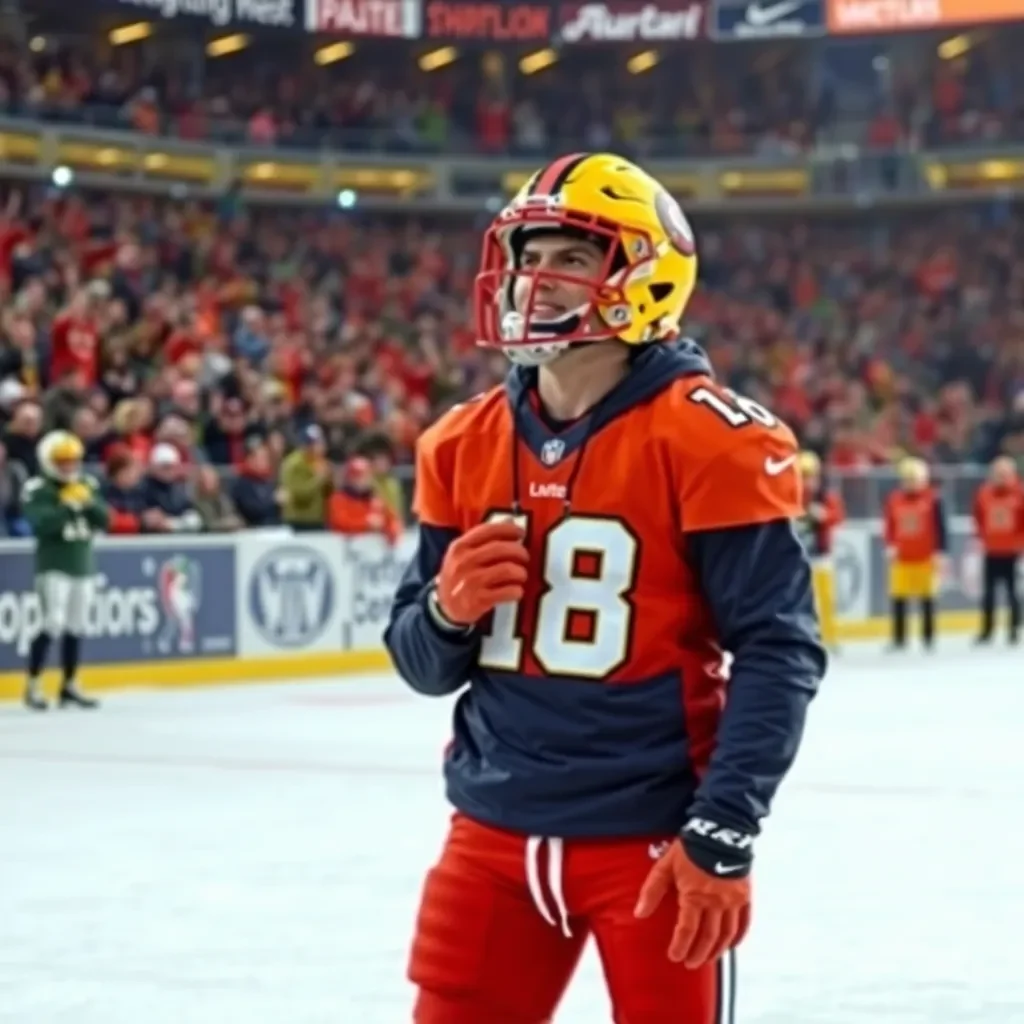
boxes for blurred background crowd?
[2,7,1024,537]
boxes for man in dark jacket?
[141,443,202,533]
[101,446,148,534]
[230,438,281,528]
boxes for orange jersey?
[328,490,400,545]
[973,482,1024,556]
[415,375,802,687]
[884,487,947,562]
[387,341,825,840]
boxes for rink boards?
[0,518,1000,699]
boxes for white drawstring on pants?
[525,836,572,937]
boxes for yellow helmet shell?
[798,451,821,476]
[898,457,929,487]
[475,152,699,360]
[38,430,85,482]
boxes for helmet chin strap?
[501,304,609,367]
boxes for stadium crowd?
[4,24,1024,156]
[1,22,1024,537]
[1,180,1024,541]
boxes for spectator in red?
[327,456,400,545]
[50,281,108,387]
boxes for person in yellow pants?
[883,457,947,650]
[795,452,845,650]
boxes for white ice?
[1,639,1022,1024]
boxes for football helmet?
[798,451,822,477]
[38,430,85,483]
[474,152,699,366]
[898,456,929,489]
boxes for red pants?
[409,814,736,1023]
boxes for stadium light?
[519,50,557,76]
[937,35,971,61]
[315,42,355,65]
[419,47,458,72]
[206,34,249,58]
[627,51,658,74]
[109,22,153,46]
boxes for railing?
[3,113,1024,209]
[829,466,988,521]
[390,463,993,523]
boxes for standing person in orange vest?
[795,451,845,650]
[883,457,948,651]
[972,455,1024,645]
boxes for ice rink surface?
[1,639,1022,1024]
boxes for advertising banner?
[558,1,705,43]
[342,531,416,651]
[826,0,1022,34]
[712,0,825,38]
[106,0,302,29]
[424,0,553,40]
[306,0,422,36]
[0,542,236,671]
[238,535,346,656]
[832,520,871,622]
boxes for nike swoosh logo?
[765,455,797,476]
[714,862,746,875]
[746,0,802,26]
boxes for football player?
[971,455,1023,644]
[21,430,109,710]
[883,456,947,650]
[795,450,845,650]
[385,153,827,1023]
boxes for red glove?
[435,521,530,627]
[634,839,751,968]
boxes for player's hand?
[435,520,529,627]
[635,837,751,969]
[59,481,92,507]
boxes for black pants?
[979,553,1021,640]
[891,597,935,648]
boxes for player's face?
[992,458,1015,485]
[513,235,605,321]
[54,456,81,481]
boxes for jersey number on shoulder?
[688,386,777,429]
[478,512,638,680]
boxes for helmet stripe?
[528,152,589,198]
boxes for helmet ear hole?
[649,283,674,303]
